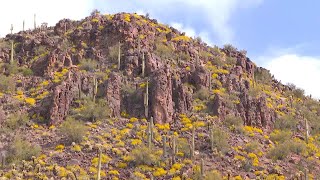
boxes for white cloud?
[96,0,263,45]
[260,53,320,98]
[0,0,94,37]
[170,22,196,38]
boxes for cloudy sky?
[1,0,319,98]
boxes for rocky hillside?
[0,11,319,179]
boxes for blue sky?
[1,0,320,98]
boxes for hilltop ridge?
[0,11,319,179]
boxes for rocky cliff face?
[0,12,287,128]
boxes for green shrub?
[268,143,290,160]
[130,146,161,166]
[193,88,210,101]
[60,117,87,144]
[72,98,109,122]
[204,170,223,180]
[0,75,15,93]
[2,62,19,75]
[223,115,244,134]
[5,113,29,130]
[177,137,191,158]
[288,140,306,154]
[20,67,34,76]
[155,41,174,60]
[244,141,260,154]
[287,83,305,99]
[254,69,272,85]
[108,44,120,63]
[6,136,41,163]
[268,140,306,161]
[274,115,298,131]
[211,127,229,153]
[270,130,291,143]
[79,58,98,72]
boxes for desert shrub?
[0,39,10,49]
[193,88,210,100]
[268,140,306,161]
[130,145,161,166]
[248,85,260,97]
[35,45,47,55]
[244,141,260,154]
[274,115,298,131]
[223,115,244,134]
[59,117,87,144]
[2,62,19,75]
[270,130,291,143]
[5,113,29,130]
[211,127,229,153]
[268,143,290,160]
[225,57,237,65]
[79,58,98,72]
[288,140,306,154]
[223,44,237,52]
[20,67,34,76]
[178,52,190,62]
[287,83,305,99]
[155,41,174,60]
[121,83,142,105]
[72,98,110,122]
[177,137,191,158]
[108,43,120,63]
[6,136,41,163]
[254,69,272,85]
[0,75,15,92]
[204,170,223,180]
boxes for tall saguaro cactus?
[305,118,309,144]
[191,126,195,159]
[142,52,145,77]
[172,134,177,163]
[162,135,167,158]
[200,158,204,177]
[96,148,102,180]
[144,80,149,118]
[10,24,14,64]
[93,76,98,103]
[34,14,37,29]
[23,20,25,32]
[118,41,121,70]
[147,122,152,149]
[208,71,212,93]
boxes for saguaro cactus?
[93,76,98,103]
[172,134,176,163]
[210,128,214,151]
[200,158,204,177]
[162,135,167,158]
[191,126,195,159]
[142,52,145,77]
[118,41,121,70]
[147,122,152,149]
[305,119,309,144]
[144,80,149,118]
[23,20,25,32]
[10,24,14,64]
[305,168,308,180]
[150,116,154,140]
[97,148,102,180]
[34,14,37,29]
[208,71,212,93]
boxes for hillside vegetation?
[0,10,319,179]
